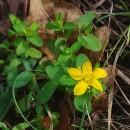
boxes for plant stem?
[12,72,37,130]
[79,106,86,130]
[103,28,128,67]
[44,103,53,130]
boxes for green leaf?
[102,84,107,91]
[94,62,100,69]
[91,87,100,95]
[37,81,58,104]
[70,41,82,54]
[12,123,30,130]
[9,58,21,70]
[55,38,64,47]
[29,36,43,47]
[74,92,92,113]
[85,24,93,34]
[78,13,95,30]
[46,66,64,83]
[87,99,92,114]
[60,75,77,86]
[0,122,9,130]
[8,14,21,25]
[66,86,74,93]
[56,54,71,65]
[47,40,62,55]
[76,54,89,67]
[63,22,76,30]
[29,22,38,32]
[45,22,61,31]
[16,93,32,113]
[53,119,59,127]
[25,48,42,58]
[14,71,33,88]
[60,45,68,52]
[13,24,26,35]
[0,59,5,65]
[56,12,63,26]
[64,30,74,39]
[7,70,18,87]
[78,34,102,51]
[22,19,28,25]
[12,37,25,46]
[16,41,28,55]
[52,112,60,120]
[0,40,9,50]
[8,29,16,37]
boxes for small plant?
[0,12,107,130]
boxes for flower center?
[85,75,92,82]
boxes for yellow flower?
[68,61,107,96]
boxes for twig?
[115,80,130,106]
[113,97,130,117]
[86,103,93,130]
[108,0,113,28]
[89,0,106,10]
[108,31,127,130]
[101,113,118,130]
[117,69,130,86]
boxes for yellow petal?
[68,68,84,80]
[82,61,92,76]
[92,68,107,79]
[89,79,103,92]
[74,80,88,96]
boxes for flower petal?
[82,61,92,76]
[68,68,84,80]
[74,80,88,96]
[92,68,107,79]
[89,79,103,92]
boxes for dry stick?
[108,39,126,130]
[101,113,118,130]
[3,121,12,129]
[113,97,130,117]
[117,69,130,86]
[112,121,130,129]
[85,103,93,130]
[115,80,130,106]
[77,0,88,10]
[108,0,113,28]
[89,0,106,10]
[107,2,114,129]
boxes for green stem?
[12,72,37,130]
[44,103,53,130]
[79,106,86,130]
[12,56,39,129]
[96,12,130,23]
[103,28,128,67]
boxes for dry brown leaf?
[91,66,118,112]
[103,66,118,88]
[26,0,82,33]
[26,0,82,61]
[91,92,108,113]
